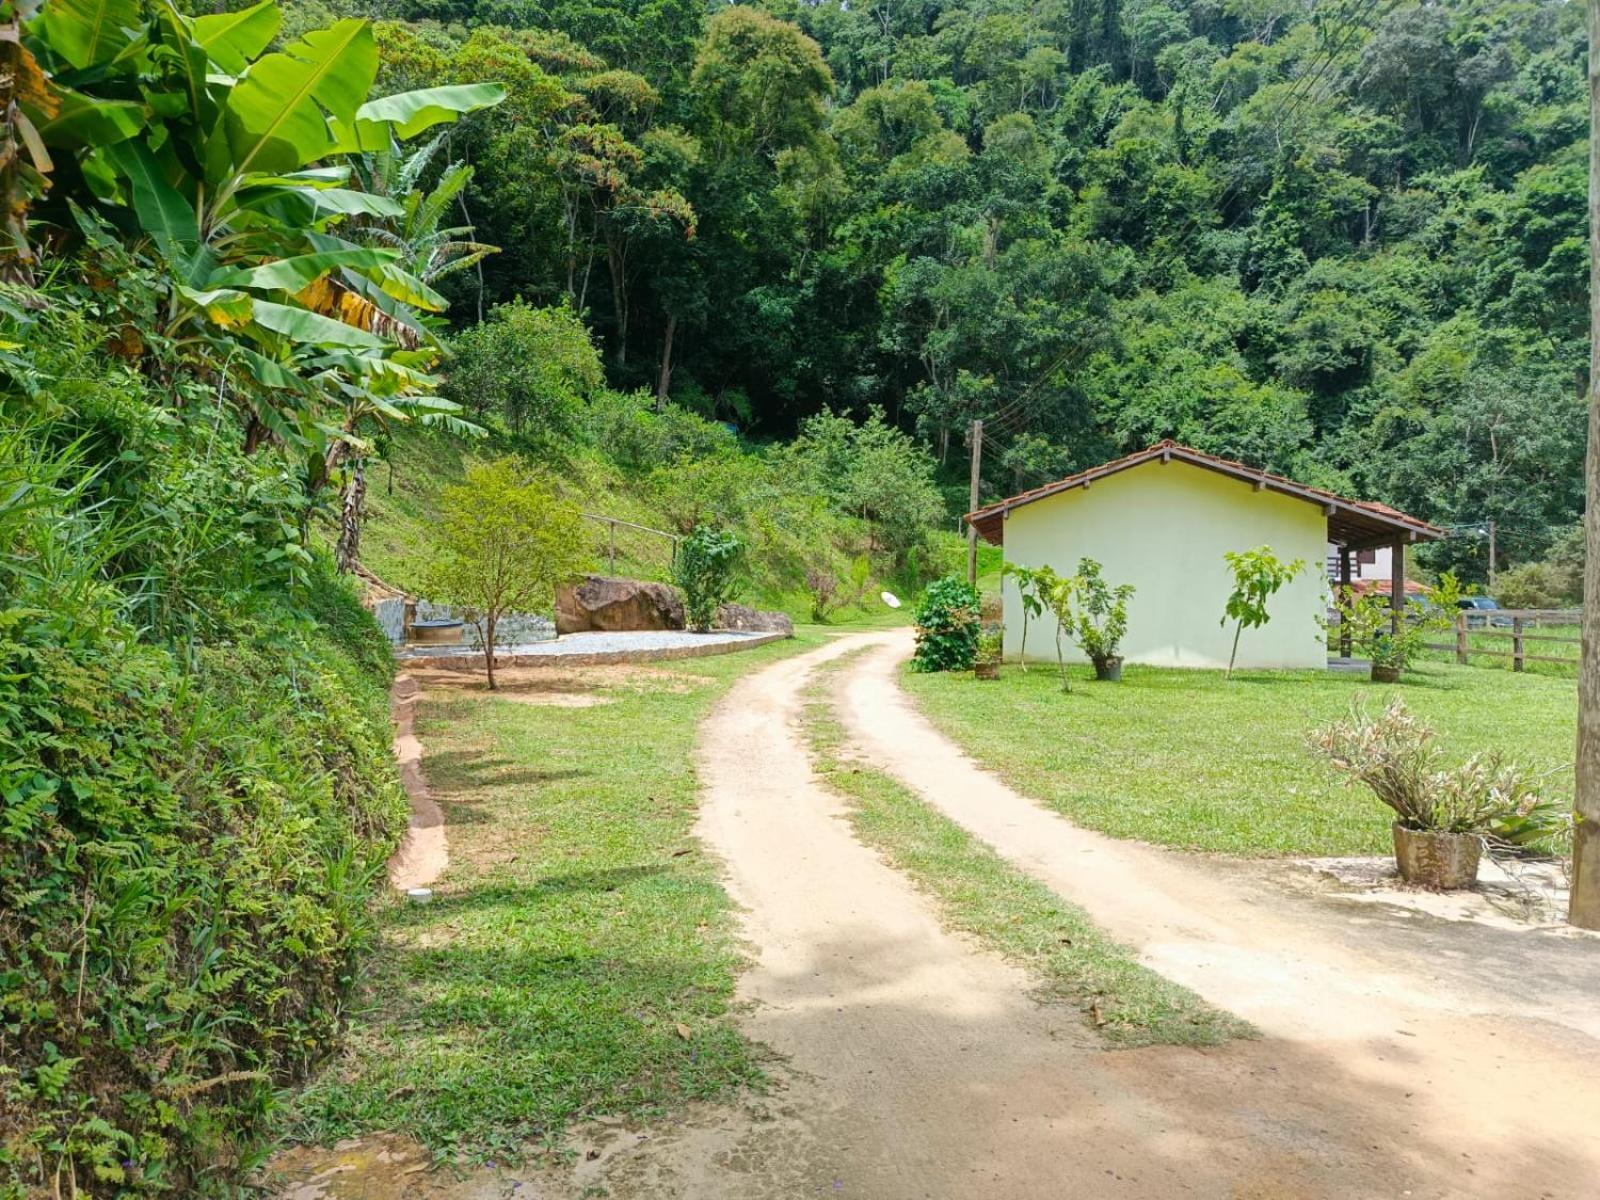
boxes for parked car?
[1457,596,1511,628]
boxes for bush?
[911,575,981,672]
[674,525,743,631]
[444,300,603,441]
[584,391,737,472]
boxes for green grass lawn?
[283,633,824,1164]
[803,656,1250,1048]
[903,659,1576,857]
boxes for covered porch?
[1325,501,1446,659]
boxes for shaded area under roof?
[966,441,1445,551]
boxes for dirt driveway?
[603,630,1600,1200]
[273,631,1600,1200]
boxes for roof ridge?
[965,441,1444,547]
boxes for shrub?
[584,391,737,472]
[1308,700,1548,835]
[1331,590,1444,676]
[674,525,743,631]
[911,575,981,672]
[444,300,603,441]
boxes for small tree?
[1004,562,1048,670]
[675,525,743,631]
[1220,547,1306,678]
[1041,567,1078,692]
[426,458,587,688]
[1069,558,1135,677]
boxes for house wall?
[1000,459,1329,669]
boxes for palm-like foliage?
[4,0,503,472]
[348,134,499,287]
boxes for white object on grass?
[881,591,902,609]
[406,888,433,905]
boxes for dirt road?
[611,630,1600,1200]
[277,631,1600,1200]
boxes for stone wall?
[412,600,555,648]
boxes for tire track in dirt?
[587,631,1583,1199]
[833,631,1600,1199]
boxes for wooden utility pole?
[1571,0,1600,929]
[967,419,983,588]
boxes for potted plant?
[1309,700,1545,890]
[974,627,1004,680]
[1068,558,1135,682]
[1334,591,1443,683]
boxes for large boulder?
[717,603,794,637]
[556,575,685,634]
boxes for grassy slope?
[904,660,1575,857]
[284,633,824,1163]
[360,428,677,595]
[360,427,923,624]
[802,656,1250,1048]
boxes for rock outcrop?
[556,576,686,634]
[716,603,794,637]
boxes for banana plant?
[346,134,499,288]
[8,0,504,469]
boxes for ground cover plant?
[1,319,407,1193]
[283,634,823,1163]
[902,662,1575,857]
[801,656,1251,1047]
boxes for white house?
[967,441,1443,670]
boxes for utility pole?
[1570,0,1600,929]
[966,418,983,588]
[1487,519,1497,591]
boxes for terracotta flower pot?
[1370,663,1401,684]
[974,660,1000,681]
[1392,823,1482,891]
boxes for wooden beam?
[1339,547,1352,658]
[1391,540,1406,636]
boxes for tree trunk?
[1571,0,1600,929]
[484,612,497,691]
[606,230,629,366]
[334,458,366,574]
[656,313,677,413]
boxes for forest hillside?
[354,0,1591,588]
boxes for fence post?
[1455,611,1468,665]
[1512,616,1524,673]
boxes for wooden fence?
[1420,609,1581,672]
